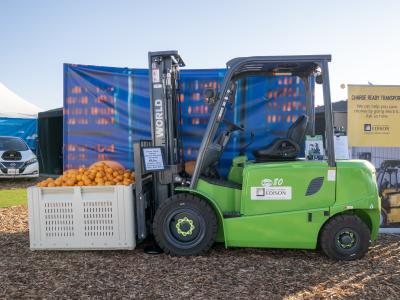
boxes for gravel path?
[1,205,400,299]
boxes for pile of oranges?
[37,162,135,188]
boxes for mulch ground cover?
[1,205,400,299]
[0,178,42,190]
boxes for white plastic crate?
[28,185,136,250]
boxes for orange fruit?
[90,160,124,171]
[37,163,136,188]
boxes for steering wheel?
[223,119,244,132]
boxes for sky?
[0,0,399,110]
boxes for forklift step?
[223,212,241,218]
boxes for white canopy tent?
[0,82,42,118]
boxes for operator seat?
[253,115,309,162]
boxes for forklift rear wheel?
[153,193,218,256]
[319,214,370,261]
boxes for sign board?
[348,85,400,147]
[142,147,165,171]
[305,135,324,160]
[334,135,349,160]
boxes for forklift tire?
[319,214,370,261]
[153,193,218,256]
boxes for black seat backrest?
[286,115,309,144]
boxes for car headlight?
[25,158,38,166]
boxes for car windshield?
[0,137,28,151]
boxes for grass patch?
[0,189,27,208]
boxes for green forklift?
[134,51,380,261]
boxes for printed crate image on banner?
[64,64,313,175]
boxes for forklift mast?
[148,51,185,208]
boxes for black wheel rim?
[163,208,206,249]
[335,228,359,252]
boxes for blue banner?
[0,117,38,151]
[64,64,312,174]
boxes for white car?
[0,136,39,178]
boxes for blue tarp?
[64,64,312,174]
[0,117,38,151]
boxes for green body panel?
[224,208,329,248]
[241,160,335,215]
[176,159,381,249]
[227,155,248,184]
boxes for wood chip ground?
[0,178,42,190]
[1,205,400,299]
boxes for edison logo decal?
[261,178,273,187]
[251,178,292,200]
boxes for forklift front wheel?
[153,193,218,256]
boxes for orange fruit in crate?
[90,160,124,171]
[36,160,135,188]
[66,179,75,186]
[123,179,132,185]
